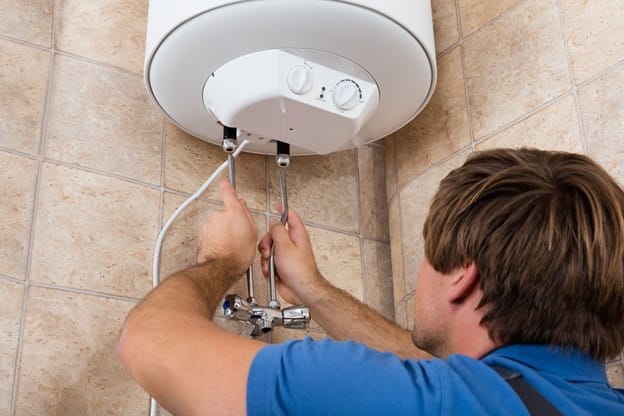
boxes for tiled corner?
[607,363,624,389]
[400,151,469,294]
[388,195,405,307]
[579,64,624,184]
[54,0,147,74]
[0,0,52,46]
[308,226,362,301]
[269,150,359,233]
[15,287,147,415]
[30,163,160,298]
[463,0,571,140]
[161,192,268,307]
[0,279,24,416]
[45,55,163,185]
[357,145,389,241]
[0,39,50,155]
[476,95,583,152]
[362,239,394,320]
[560,0,624,84]
[457,0,522,37]
[0,151,38,279]
[395,47,471,189]
[431,0,460,54]
[164,123,267,212]
[383,136,398,202]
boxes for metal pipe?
[223,126,256,304]
[268,141,290,309]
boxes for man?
[117,148,624,415]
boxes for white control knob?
[287,66,313,95]
[333,79,361,111]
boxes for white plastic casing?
[145,0,436,155]
[203,50,379,155]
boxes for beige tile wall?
[387,0,624,387]
[0,1,391,414]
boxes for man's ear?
[447,262,479,303]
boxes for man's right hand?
[258,209,323,305]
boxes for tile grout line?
[0,35,144,81]
[37,158,162,191]
[26,281,142,304]
[459,0,530,42]
[576,57,624,90]
[395,189,408,308]
[454,0,477,152]
[159,117,167,229]
[0,274,26,285]
[555,0,589,155]
[9,11,58,411]
[353,148,368,305]
[472,91,575,147]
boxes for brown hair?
[423,148,624,360]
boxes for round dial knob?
[287,66,313,95]
[333,79,361,111]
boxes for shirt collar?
[482,344,607,383]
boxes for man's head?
[418,148,624,360]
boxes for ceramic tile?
[308,226,362,302]
[161,193,268,307]
[30,163,160,298]
[388,195,405,307]
[607,363,624,388]
[383,135,398,202]
[270,328,327,344]
[561,0,624,84]
[405,293,416,330]
[15,287,147,415]
[0,151,38,279]
[0,280,24,416]
[394,299,408,329]
[400,151,469,294]
[54,0,147,74]
[477,95,583,153]
[165,123,267,211]
[395,47,471,189]
[362,239,394,320]
[463,0,571,140]
[579,65,624,184]
[0,0,52,46]
[432,0,460,54]
[269,150,359,233]
[357,145,389,241]
[458,0,522,36]
[45,55,163,184]
[0,39,50,155]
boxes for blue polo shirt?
[247,338,624,415]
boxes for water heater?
[145,0,436,155]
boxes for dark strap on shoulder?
[491,366,562,415]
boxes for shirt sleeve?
[246,337,445,416]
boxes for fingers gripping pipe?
[222,139,310,336]
[223,126,256,305]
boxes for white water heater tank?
[145,0,436,155]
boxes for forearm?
[130,262,232,320]
[117,263,236,398]
[302,276,432,360]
